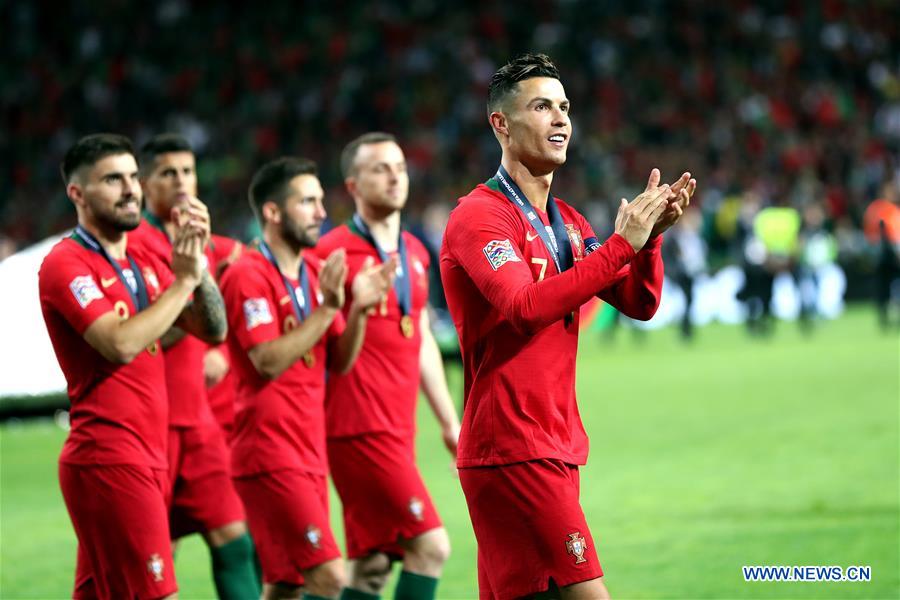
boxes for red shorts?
[59,463,177,600]
[458,459,603,600]
[168,422,245,539]
[328,432,442,559]
[233,469,340,585]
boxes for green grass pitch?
[1,307,897,598]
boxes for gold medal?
[146,341,159,356]
[400,315,414,338]
[303,351,315,368]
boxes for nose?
[315,200,327,221]
[551,107,569,128]
[123,174,139,197]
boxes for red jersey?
[38,236,174,468]
[129,219,231,426]
[314,224,430,438]
[220,248,345,477]
[439,181,664,468]
[205,234,243,430]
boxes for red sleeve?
[572,210,664,321]
[209,235,243,277]
[444,197,636,334]
[39,250,116,335]
[221,264,281,352]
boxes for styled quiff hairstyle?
[487,53,560,114]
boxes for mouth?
[548,133,568,148]
[116,199,140,212]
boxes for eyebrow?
[99,169,139,179]
[527,97,570,107]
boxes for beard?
[281,216,319,250]
[94,198,142,232]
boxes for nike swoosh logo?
[100,277,117,288]
[526,231,539,242]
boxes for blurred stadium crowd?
[2,0,899,308]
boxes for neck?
[500,155,554,212]
[80,219,128,260]
[263,230,303,276]
[148,206,178,240]
[357,203,400,252]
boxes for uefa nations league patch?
[482,239,521,271]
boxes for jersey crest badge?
[565,224,585,260]
[243,298,273,329]
[482,239,521,271]
[409,497,425,521]
[142,268,160,292]
[306,524,322,549]
[566,532,588,564]
[69,275,103,308]
[146,553,165,582]
[122,268,138,294]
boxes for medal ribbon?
[493,165,574,274]
[258,241,312,321]
[72,225,150,311]
[350,214,411,319]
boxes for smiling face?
[68,153,143,233]
[493,77,572,172]
[141,151,197,219]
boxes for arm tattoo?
[160,325,187,349]
[189,271,227,339]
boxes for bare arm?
[83,230,204,363]
[327,256,396,374]
[327,302,368,374]
[247,305,339,379]
[418,308,461,456]
[173,271,227,344]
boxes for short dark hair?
[488,53,560,114]
[340,132,398,178]
[248,157,318,222]
[61,133,134,184]
[139,133,193,175]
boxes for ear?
[66,182,84,208]
[262,200,281,224]
[344,176,357,198]
[489,111,509,138]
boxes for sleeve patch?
[482,239,522,271]
[68,275,104,308]
[243,298,273,330]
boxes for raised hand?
[650,171,697,238]
[351,256,397,311]
[171,220,205,288]
[319,249,348,309]
[170,196,211,247]
[614,168,672,252]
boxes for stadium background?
[1,0,898,598]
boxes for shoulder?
[220,250,269,288]
[39,238,86,282]
[210,233,241,255]
[447,184,520,233]
[315,224,354,257]
[128,220,168,257]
